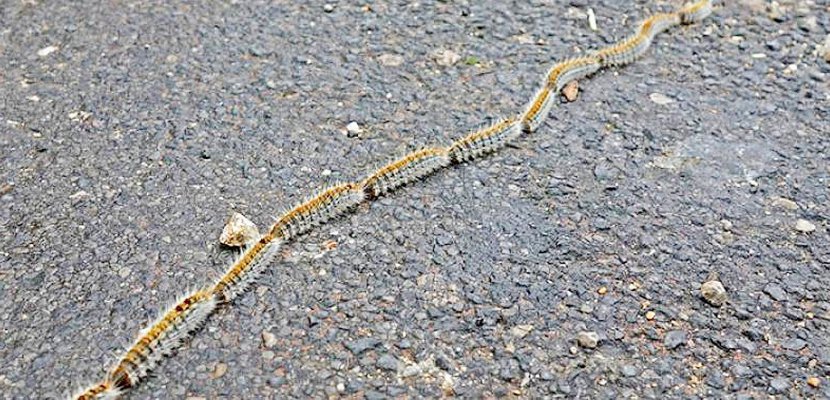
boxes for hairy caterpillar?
[362,147,452,198]
[596,24,655,67]
[448,117,522,162]
[641,13,683,38]
[71,1,714,398]
[680,0,713,24]
[108,289,217,390]
[212,236,283,302]
[520,86,555,133]
[269,183,366,240]
[71,382,122,400]
[547,56,602,92]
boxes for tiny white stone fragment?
[649,92,675,105]
[795,219,816,233]
[587,8,598,31]
[346,121,362,135]
[37,45,58,57]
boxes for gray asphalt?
[1,1,829,399]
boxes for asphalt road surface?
[1,1,828,399]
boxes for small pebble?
[764,283,787,302]
[346,121,363,136]
[769,377,790,394]
[37,45,58,57]
[562,81,579,102]
[345,337,381,355]
[262,331,278,348]
[212,362,228,379]
[664,330,687,350]
[401,364,421,378]
[219,212,259,247]
[794,219,816,233]
[621,365,638,377]
[822,35,830,62]
[700,280,727,307]
[376,354,399,372]
[645,311,656,320]
[435,49,461,67]
[587,8,597,31]
[771,197,798,210]
[510,324,534,338]
[807,376,821,388]
[597,286,607,295]
[649,92,674,105]
[323,4,334,12]
[378,53,404,67]
[576,331,599,349]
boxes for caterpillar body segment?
[71,382,122,400]
[520,86,555,133]
[680,0,713,24]
[361,148,451,198]
[547,56,602,92]
[448,117,522,162]
[270,183,366,240]
[212,236,282,302]
[641,13,682,39]
[596,30,653,67]
[108,289,217,390]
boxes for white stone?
[219,212,260,247]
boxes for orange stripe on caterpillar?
[448,117,522,162]
[212,235,282,302]
[639,13,681,38]
[361,147,450,198]
[679,0,713,24]
[108,289,217,389]
[520,86,554,133]
[71,381,122,400]
[546,56,602,92]
[596,28,652,67]
[269,183,365,240]
[596,12,683,67]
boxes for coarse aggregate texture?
[1,0,829,399]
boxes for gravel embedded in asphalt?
[1,1,829,399]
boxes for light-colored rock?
[212,362,228,379]
[262,331,278,348]
[510,324,534,338]
[219,212,259,247]
[37,45,58,57]
[346,121,362,135]
[587,8,597,31]
[821,35,830,63]
[700,280,727,307]
[771,197,798,210]
[576,331,599,348]
[649,92,674,105]
[795,219,816,233]
[562,81,579,102]
[435,49,461,67]
[378,53,404,67]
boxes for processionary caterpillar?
[362,147,452,198]
[71,1,714,398]
[448,117,523,163]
